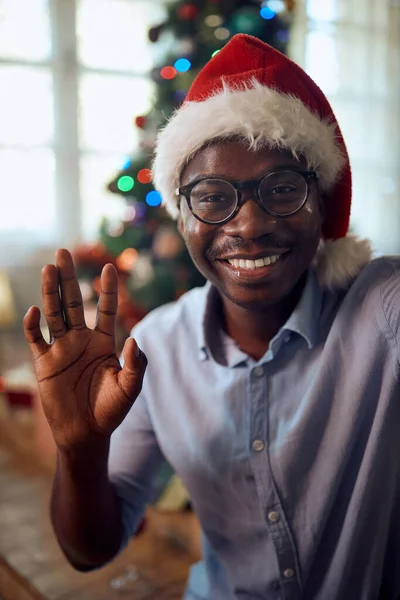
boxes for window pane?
[306,0,339,21]
[77,0,165,73]
[80,153,128,240]
[331,100,387,163]
[0,0,51,61]
[305,30,338,95]
[79,74,154,152]
[0,66,53,146]
[0,148,55,234]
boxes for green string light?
[117,175,135,192]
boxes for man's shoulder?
[129,283,209,344]
[340,255,400,317]
[351,255,400,292]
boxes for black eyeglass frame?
[176,169,318,225]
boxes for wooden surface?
[0,411,200,600]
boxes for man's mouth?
[216,250,291,282]
[225,254,281,270]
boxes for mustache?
[207,235,294,260]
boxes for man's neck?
[220,275,307,361]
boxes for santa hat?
[152,34,371,290]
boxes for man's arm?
[51,437,123,571]
[380,259,400,374]
[23,250,149,570]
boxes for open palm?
[23,249,147,450]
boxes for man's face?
[178,139,323,311]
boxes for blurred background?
[0,1,399,598]
[0,0,399,344]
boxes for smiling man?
[175,142,322,360]
[24,35,400,600]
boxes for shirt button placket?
[250,366,266,455]
[250,362,300,599]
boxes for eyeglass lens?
[190,171,308,223]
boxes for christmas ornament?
[137,168,152,184]
[204,14,223,27]
[117,175,134,192]
[178,37,196,55]
[174,58,192,72]
[135,115,147,129]
[214,26,230,40]
[178,3,198,20]
[160,66,177,80]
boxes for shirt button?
[267,511,280,523]
[252,439,265,452]
[283,568,295,579]
[253,366,264,377]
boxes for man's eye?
[271,185,296,195]
[198,194,229,203]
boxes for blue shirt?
[109,257,400,600]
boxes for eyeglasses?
[176,169,318,225]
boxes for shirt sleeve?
[108,388,164,549]
[380,259,400,373]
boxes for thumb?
[117,337,147,401]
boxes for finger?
[42,264,67,339]
[56,249,86,330]
[94,264,118,338]
[117,338,147,401]
[23,306,50,357]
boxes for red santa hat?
[152,34,371,289]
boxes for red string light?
[160,66,177,80]
[137,168,152,184]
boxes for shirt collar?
[281,268,322,350]
[196,268,323,361]
[196,282,221,362]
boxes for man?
[23,34,400,599]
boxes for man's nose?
[223,197,278,240]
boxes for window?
[290,0,400,254]
[0,0,164,249]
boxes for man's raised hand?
[23,249,146,450]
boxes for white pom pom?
[314,236,373,290]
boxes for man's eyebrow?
[183,164,307,186]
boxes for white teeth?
[227,255,281,269]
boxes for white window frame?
[0,0,162,260]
